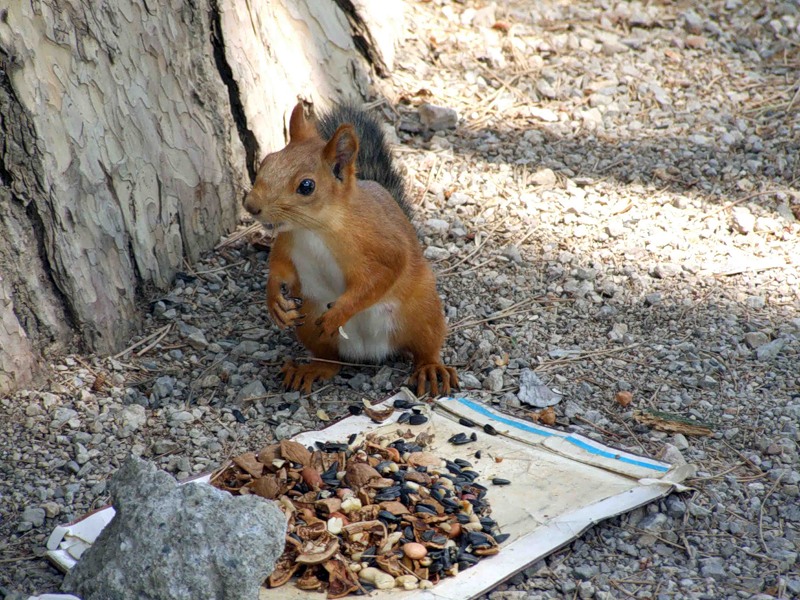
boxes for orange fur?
[244,102,457,396]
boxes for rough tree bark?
[0,0,403,394]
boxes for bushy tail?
[315,104,411,218]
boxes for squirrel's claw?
[410,364,459,398]
[315,308,346,339]
[281,360,340,393]
[269,292,304,330]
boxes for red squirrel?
[244,102,458,397]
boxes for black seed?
[492,478,511,486]
[456,514,471,524]
[494,533,510,544]
[378,510,400,523]
[421,529,436,542]
[470,432,478,441]
[483,424,499,435]
[448,432,468,444]
[458,417,476,427]
[347,433,357,445]
[429,561,443,574]
[390,470,406,483]
[479,517,497,528]
[468,531,492,547]
[394,399,422,410]
[470,482,488,492]
[431,534,448,545]
[445,461,463,475]
[231,409,246,423]
[409,414,429,425]
[415,504,438,515]
[397,411,411,424]
[460,469,479,481]
[454,458,473,468]
[442,497,459,509]
[404,526,415,540]
[475,450,482,459]
[348,404,364,415]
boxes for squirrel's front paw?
[314,303,347,338]
[268,284,305,329]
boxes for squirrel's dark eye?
[297,179,315,196]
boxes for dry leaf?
[538,406,557,426]
[615,391,633,407]
[91,372,107,392]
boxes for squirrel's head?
[244,102,358,232]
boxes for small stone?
[531,168,557,186]
[699,557,727,580]
[424,218,449,235]
[745,296,766,309]
[607,322,628,342]
[665,495,687,518]
[651,263,681,279]
[744,331,769,349]
[418,103,458,131]
[572,563,598,581]
[685,34,707,49]
[152,376,175,399]
[645,292,662,305]
[581,107,603,129]
[168,410,195,426]
[637,512,667,532]
[459,372,482,389]
[671,433,689,450]
[683,9,704,34]
[756,338,785,361]
[528,107,559,122]
[606,221,625,237]
[21,506,47,527]
[236,380,267,404]
[731,206,756,234]
[602,39,629,55]
[423,246,450,261]
[178,322,208,349]
[501,245,523,264]
[42,502,62,519]
[483,368,505,392]
[660,443,687,466]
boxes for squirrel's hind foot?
[281,359,341,393]
[409,364,459,398]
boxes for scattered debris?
[633,410,714,436]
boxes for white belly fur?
[291,230,398,361]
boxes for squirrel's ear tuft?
[324,125,359,181]
[288,102,314,142]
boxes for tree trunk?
[0,0,402,394]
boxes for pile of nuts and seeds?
[211,400,508,597]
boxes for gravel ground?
[2,0,799,598]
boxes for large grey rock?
[62,457,286,600]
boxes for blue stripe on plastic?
[452,397,669,473]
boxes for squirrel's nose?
[243,193,262,216]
